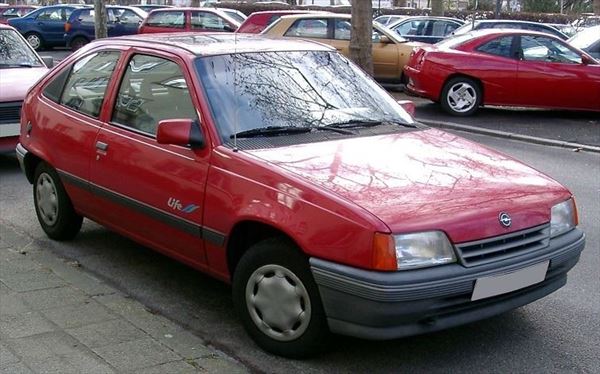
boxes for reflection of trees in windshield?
[0,30,43,67]
[196,51,409,141]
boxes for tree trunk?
[94,0,107,40]
[594,0,600,15]
[431,0,444,16]
[191,0,201,6]
[349,0,373,76]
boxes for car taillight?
[65,22,71,32]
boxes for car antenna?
[233,31,239,153]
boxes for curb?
[418,118,600,154]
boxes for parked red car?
[404,29,600,116]
[139,7,240,34]
[17,33,585,358]
[236,10,323,34]
[0,24,49,153]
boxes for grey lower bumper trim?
[15,143,27,175]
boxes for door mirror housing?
[156,119,205,149]
[581,54,596,65]
[380,35,392,44]
[397,100,416,116]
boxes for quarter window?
[284,19,329,39]
[477,36,514,58]
[111,55,197,136]
[59,51,120,118]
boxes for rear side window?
[477,36,514,58]
[36,7,73,21]
[59,51,120,118]
[112,54,198,136]
[145,11,184,28]
[285,19,329,38]
[76,9,94,24]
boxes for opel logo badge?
[499,212,512,227]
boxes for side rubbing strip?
[57,169,226,246]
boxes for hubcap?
[447,82,477,113]
[36,173,58,226]
[27,34,41,50]
[246,264,311,341]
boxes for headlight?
[550,198,578,238]
[373,231,457,271]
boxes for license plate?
[471,261,549,301]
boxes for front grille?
[0,101,22,124]
[456,223,550,267]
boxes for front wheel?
[232,238,330,358]
[70,36,88,51]
[33,162,83,240]
[440,77,482,116]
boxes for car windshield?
[569,26,600,49]
[0,29,44,68]
[195,50,415,143]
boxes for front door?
[90,51,210,267]
[34,6,74,45]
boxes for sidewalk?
[0,223,249,374]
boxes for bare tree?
[94,0,107,40]
[191,0,201,6]
[349,0,373,76]
[431,0,444,16]
[595,0,600,14]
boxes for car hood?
[0,67,47,102]
[246,129,569,243]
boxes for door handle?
[96,141,108,151]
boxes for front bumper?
[310,228,585,340]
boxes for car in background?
[65,6,147,50]
[569,25,600,59]
[404,30,600,116]
[0,24,50,153]
[139,7,240,34]
[263,13,423,82]
[132,4,173,12]
[0,5,38,24]
[216,7,246,24]
[572,15,600,30]
[452,20,568,40]
[373,14,407,27]
[544,23,577,38]
[237,10,325,34]
[16,31,586,360]
[389,16,463,44]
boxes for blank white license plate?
[471,261,549,301]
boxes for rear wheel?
[70,36,89,51]
[232,238,330,358]
[440,77,482,116]
[25,32,43,51]
[33,162,82,240]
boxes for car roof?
[459,28,567,40]
[100,33,334,56]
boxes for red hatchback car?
[139,7,240,34]
[17,33,585,358]
[404,29,600,116]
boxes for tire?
[232,238,330,358]
[33,162,83,241]
[440,76,482,116]
[25,32,44,51]
[70,36,88,51]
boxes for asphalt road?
[1,133,598,373]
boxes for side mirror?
[41,56,53,68]
[156,119,205,149]
[397,100,416,116]
[581,54,595,65]
[380,35,392,44]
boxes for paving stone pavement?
[0,222,249,374]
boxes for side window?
[284,19,329,39]
[36,7,72,21]
[112,55,198,136]
[333,19,351,40]
[78,10,94,24]
[59,51,120,118]
[521,35,582,64]
[266,15,282,27]
[114,9,142,25]
[430,20,459,37]
[145,11,184,28]
[477,36,514,58]
[43,67,72,104]
[191,11,228,31]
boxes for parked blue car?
[8,4,89,50]
[65,6,147,50]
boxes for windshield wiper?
[231,126,312,139]
[325,119,417,129]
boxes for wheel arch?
[22,151,43,184]
[226,219,303,281]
